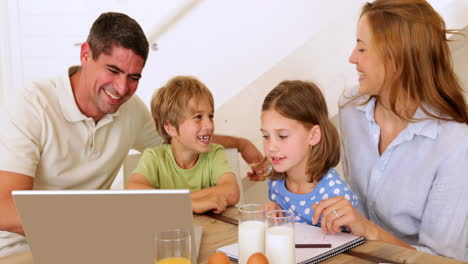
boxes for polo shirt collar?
[58,66,120,123]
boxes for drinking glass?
[154,229,191,264]
[265,210,295,264]
[238,204,266,264]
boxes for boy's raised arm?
[212,135,263,164]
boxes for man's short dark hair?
[86,12,149,63]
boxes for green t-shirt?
[133,143,233,190]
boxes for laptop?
[12,189,202,264]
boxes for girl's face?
[261,109,314,177]
[348,14,388,96]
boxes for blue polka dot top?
[268,168,358,226]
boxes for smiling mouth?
[358,72,365,80]
[197,135,211,143]
[271,157,286,164]
[104,89,122,100]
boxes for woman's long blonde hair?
[358,0,468,124]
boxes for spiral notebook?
[217,222,365,264]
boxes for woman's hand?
[312,196,414,249]
[312,196,375,238]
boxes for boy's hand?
[192,192,228,214]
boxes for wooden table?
[0,207,464,264]
[196,207,464,264]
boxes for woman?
[312,0,468,261]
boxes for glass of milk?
[238,204,266,264]
[265,210,295,264]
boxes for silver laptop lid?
[13,190,194,264]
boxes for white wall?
[450,26,468,99]
[0,1,7,103]
[139,1,366,108]
[0,0,23,103]
[427,0,468,31]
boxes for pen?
[205,212,238,226]
[295,244,332,248]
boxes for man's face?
[80,43,145,121]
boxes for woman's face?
[349,15,388,96]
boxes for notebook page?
[295,223,361,262]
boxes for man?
[0,12,262,256]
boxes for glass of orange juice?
[155,229,191,264]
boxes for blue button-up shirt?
[339,88,468,261]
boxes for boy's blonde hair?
[262,80,340,183]
[151,76,214,144]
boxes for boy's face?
[171,99,214,154]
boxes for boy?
[126,76,240,214]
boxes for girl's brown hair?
[262,80,340,183]
[358,0,468,124]
[151,76,214,144]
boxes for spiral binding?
[298,237,366,264]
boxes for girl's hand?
[263,201,281,215]
[247,157,272,181]
[312,196,375,238]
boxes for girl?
[262,80,358,226]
